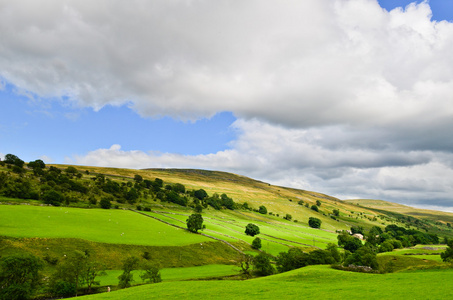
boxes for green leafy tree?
[284,214,292,221]
[194,189,208,200]
[345,246,379,270]
[251,237,262,249]
[326,243,342,263]
[316,200,321,206]
[186,213,204,233]
[252,252,275,276]
[0,254,43,300]
[221,193,234,209]
[258,205,267,214]
[173,183,186,194]
[308,217,322,228]
[140,263,162,283]
[50,250,101,297]
[238,254,253,278]
[42,190,64,206]
[118,257,139,289]
[311,205,319,212]
[99,197,112,209]
[441,240,453,262]
[245,223,260,236]
[134,174,143,183]
[332,209,340,217]
[4,154,24,168]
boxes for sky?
[1,0,453,211]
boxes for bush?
[99,197,112,209]
[258,205,267,214]
[42,190,64,206]
[308,217,322,228]
[345,246,379,270]
[253,252,275,276]
[245,223,260,236]
[251,237,262,249]
[311,205,319,212]
[186,213,204,233]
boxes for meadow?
[76,265,453,300]
[0,205,210,246]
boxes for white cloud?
[2,0,453,209]
[1,0,452,128]
[68,119,453,208]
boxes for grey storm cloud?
[1,0,453,210]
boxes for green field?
[97,264,240,287]
[76,265,453,299]
[0,205,210,246]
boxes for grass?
[76,265,453,299]
[97,264,241,287]
[0,205,210,246]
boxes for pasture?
[76,265,453,300]
[0,205,210,246]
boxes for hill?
[1,157,453,299]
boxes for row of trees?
[0,154,243,212]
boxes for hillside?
[1,158,453,299]
[345,199,453,223]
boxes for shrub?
[308,217,322,228]
[311,205,319,212]
[245,223,260,237]
[251,237,262,249]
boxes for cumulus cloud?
[1,0,453,127]
[68,119,453,209]
[2,0,453,209]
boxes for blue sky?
[1,0,453,211]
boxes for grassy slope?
[76,265,453,300]
[345,199,453,223]
[0,205,210,246]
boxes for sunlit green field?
[0,205,210,246]
[140,208,338,255]
[97,264,240,287]
[77,265,453,300]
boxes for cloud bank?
[2,0,453,209]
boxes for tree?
[221,193,234,209]
[173,183,185,194]
[251,237,262,249]
[332,209,340,217]
[238,254,253,278]
[345,246,379,270]
[194,189,208,200]
[140,263,162,283]
[0,254,43,300]
[252,252,275,276]
[245,223,260,236]
[351,226,364,235]
[28,159,46,175]
[4,154,24,168]
[284,214,292,221]
[344,237,363,253]
[276,248,309,272]
[134,174,143,183]
[308,217,322,229]
[258,205,267,214]
[50,250,94,297]
[99,197,112,209]
[186,213,204,233]
[316,200,322,206]
[311,205,319,212]
[118,257,139,288]
[42,190,64,206]
[441,240,453,262]
[65,166,78,175]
